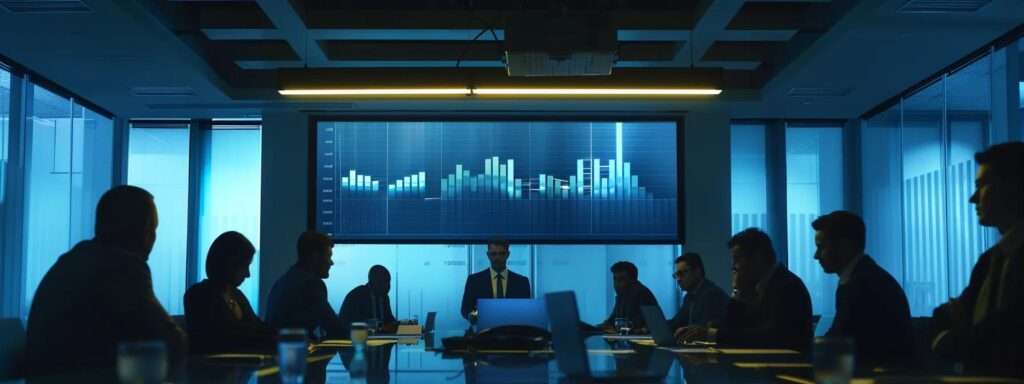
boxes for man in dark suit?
[668,252,729,332]
[599,261,659,333]
[265,231,347,340]
[339,265,398,333]
[812,211,913,366]
[678,228,813,352]
[932,142,1024,377]
[460,240,532,321]
[25,186,187,377]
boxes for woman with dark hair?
[185,231,275,354]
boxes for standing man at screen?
[461,240,532,322]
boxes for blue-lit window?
[785,124,844,316]
[730,123,768,234]
[902,78,949,314]
[1,68,9,206]
[945,56,992,297]
[128,123,190,314]
[862,106,904,281]
[197,125,262,311]
[324,244,680,332]
[862,54,996,316]
[23,85,112,313]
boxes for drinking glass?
[117,340,167,384]
[278,328,308,384]
[813,337,855,384]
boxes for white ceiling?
[0,0,1020,119]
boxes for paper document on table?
[587,349,637,355]
[734,362,812,369]
[717,348,800,355]
[316,339,352,347]
[776,375,814,384]
[660,347,718,354]
[314,339,396,348]
[603,335,652,340]
[397,324,422,335]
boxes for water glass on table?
[813,337,854,384]
[351,322,369,348]
[117,340,167,384]
[278,328,308,384]
[613,317,633,336]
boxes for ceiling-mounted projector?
[504,13,617,77]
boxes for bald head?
[368,265,391,296]
[94,185,158,257]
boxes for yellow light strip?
[279,88,470,95]
[278,88,722,96]
[473,88,722,95]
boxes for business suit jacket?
[266,265,347,340]
[934,225,1024,377]
[603,281,660,330]
[826,256,913,366]
[339,284,397,327]
[460,269,532,319]
[25,240,187,376]
[717,265,813,352]
[668,279,729,331]
[184,279,276,354]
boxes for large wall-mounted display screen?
[312,120,681,242]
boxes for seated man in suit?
[339,265,398,333]
[668,252,729,332]
[678,228,813,352]
[461,240,532,322]
[265,231,347,340]
[599,261,659,333]
[932,142,1024,377]
[25,186,187,377]
[812,211,913,366]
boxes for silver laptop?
[545,291,671,382]
[640,306,678,347]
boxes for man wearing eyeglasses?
[460,239,532,322]
[668,252,729,334]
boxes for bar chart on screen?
[315,120,679,242]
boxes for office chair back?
[0,318,26,380]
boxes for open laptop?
[545,291,671,382]
[477,299,548,330]
[640,306,678,347]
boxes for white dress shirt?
[489,268,509,298]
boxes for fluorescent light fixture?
[279,88,470,95]
[473,88,722,95]
[279,88,722,96]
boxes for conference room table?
[10,331,1022,383]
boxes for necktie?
[495,274,505,298]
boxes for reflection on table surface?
[17,330,1020,384]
